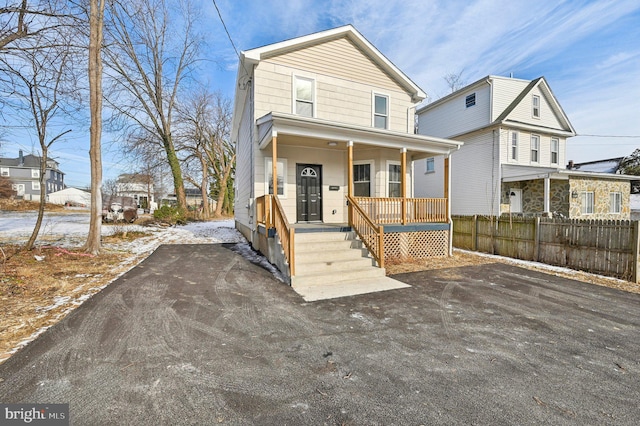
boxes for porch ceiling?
[257,112,462,157]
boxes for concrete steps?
[291,231,385,288]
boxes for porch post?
[543,176,551,217]
[347,140,354,225]
[401,148,407,225]
[271,131,278,201]
[444,156,450,220]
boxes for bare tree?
[0,0,72,51]
[0,28,78,250]
[103,0,202,212]
[178,91,234,218]
[443,70,467,93]
[83,0,105,254]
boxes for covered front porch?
[253,112,462,280]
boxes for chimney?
[567,160,574,170]
[18,150,24,166]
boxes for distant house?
[47,187,91,207]
[415,76,635,220]
[0,150,64,200]
[115,174,154,209]
[567,158,624,174]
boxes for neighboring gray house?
[415,75,635,220]
[0,150,64,200]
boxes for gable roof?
[0,153,59,169]
[494,76,576,135]
[241,25,426,102]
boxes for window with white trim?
[532,95,540,118]
[353,162,372,197]
[32,181,40,191]
[425,157,435,173]
[530,135,540,163]
[373,94,389,129]
[265,158,287,198]
[294,76,314,117]
[0,167,8,177]
[388,162,401,197]
[550,138,559,165]
[31,169,39,178]
[581,191,594,215]
[510,132,518,161]
[610,192,622,214]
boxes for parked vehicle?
[102,196,138,223]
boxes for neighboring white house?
[415,75,635,219]
[232,25,462,285]
[115,174,154,210]
[47,187,91,207]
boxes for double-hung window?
[532,95,540,118]
[388,162,401,197]
[610,192,622,214]
[425,157,435,173]
[530,135,540,163]
[373,94,389,129]
[294,76,314,117]
[510,132,518,161]
[550,138,559,165]
[581,191,594,215]
[353,163,372,197]
[0,167,8,177]
[31,169,39,178]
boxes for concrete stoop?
[290,231,410,301]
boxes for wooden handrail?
[353,197,448,224]
[272,195,295,277]
[347,195,384,268]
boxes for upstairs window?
[610,192,622,214]
[373,94,389,129]
[532,95,540,118]
[0,167,8,177]
[465,93,476,108]
[425,157,435,173]
[31,169,39,178]
[551,138,559,164]
[294,76,314,117]
[530,135,540,163]
[510,132,518,161]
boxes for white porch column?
[543,176,550,217]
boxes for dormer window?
[465,93,476,108]
[294,76,314,117]
[373,93,388,129]
[532,95,540,118]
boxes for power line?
[576,134,640,138]
[211,0,247,76]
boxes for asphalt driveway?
[1,243,639,425]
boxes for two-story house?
[232,25,462,298]
[415,76,635,219]
[115,173,155,210]
[0,150,65,200]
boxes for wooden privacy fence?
[452,215,640,282]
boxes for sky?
[2,0,639,188]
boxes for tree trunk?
[164,137,186,211]
[24,149,48,251]
[199,159,209,220]
[214,166,232,217]
[84,0,105,255]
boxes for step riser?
[294,258,376,275]
[291,268,386,287]
[295,231,355,243]
[296,240,362,253]
[296,249,369,263]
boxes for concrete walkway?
[1,243,639,425]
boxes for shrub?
[153,204,187,225]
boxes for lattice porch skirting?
[383,229,449,263]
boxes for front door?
[509,188,523,213]
[296,164,322,222]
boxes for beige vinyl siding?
[253,38,415,132]
[418,84,491,138]
[507,86,566,130]
[450,132,500,216]
[234,88,254,228]
[490,77,530,119]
